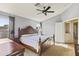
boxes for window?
[0,15,9,38]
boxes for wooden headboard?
[18,26,37,38]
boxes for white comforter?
[20,34,49,52]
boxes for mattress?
[20,34,49,52]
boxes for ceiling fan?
[36,6,55,16]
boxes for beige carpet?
[24,43,75,56]
[24,48,38,56]
[41,44,75,56]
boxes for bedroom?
[0,3,79,56]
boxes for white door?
[55,22,64,43]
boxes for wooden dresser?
[0,38,25,56]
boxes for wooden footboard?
[41,37,50,45]
[38,37,50,55]
[21,37,42,55]
[19,37,49,56]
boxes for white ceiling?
[0,3,72,22]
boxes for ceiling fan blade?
[44,6,51,12]
[36,9,42,11]
[46,11,54,13]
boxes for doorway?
[64,19,78,44]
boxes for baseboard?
[55,41,75,44]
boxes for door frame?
[9,16,15,39]
[64,17,78,44]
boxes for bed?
[18,26,50,55]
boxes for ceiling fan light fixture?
[35,4,55,16]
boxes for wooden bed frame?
[18,26,38,38]
[18,26,48,55]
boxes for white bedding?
[20,34,49,52]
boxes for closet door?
[73,22,78,44]
[55,22,64,43]
[9,16,15,39]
